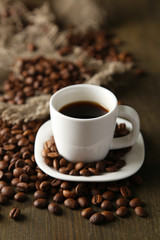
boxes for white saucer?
[34,118,145,182]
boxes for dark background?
[1,0,160,239]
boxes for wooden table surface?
[1,0,160,239]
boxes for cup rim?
[50,84,118,122]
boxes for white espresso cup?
[50,84,140,163]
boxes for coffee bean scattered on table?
[9,207,21,219]
[0,115,147,224]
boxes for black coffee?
[59,101,108,119]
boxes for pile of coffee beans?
[1,56,93,105]
[42,123,131,176]
[0,118,147,224]
[58,30,133,63]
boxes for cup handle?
[111,105,140,150]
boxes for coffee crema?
[59,101,108,119]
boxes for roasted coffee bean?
[44,158,52,167]
[16,182,28,192]
[106,165,119,172]
[81,207,95,219]
[28,182,36,192]
[18,137,29,147]
[1,186,15,198]
[11,178,19,186]
[116,206,129,217]
[78,197,89,208]
[129,198,143,208]
[0,170,4,179]
[116,198,128,207]
[34,198,48,208]
[22,151,31,159]
[0,161,8,170]
[13,168,24,178]
[51,179,62,188]
[34,190,47,199]
[9,207,21,219]
[101,211,114,221]
[135,206,147,217]
[107,184,120,193]
[53,159,59,170]
[64,198,79,209]
[59,167,70,174]
[63,190,76,199]
[102,191,114,201]
[100,200,112,210]
[47,152,59,158]
[59,158,68,167]
[41,149,49,158]
[90,188,101,196]
[53,192,65,203]
[89,213,105,225]
[29,175,37,182]
[69,169,79,176]
[66,162,74,170]
[79,168,91,176]
[75,162,85,170]
[37,172,48,181]
[39,181,50,192]
[115,159,126,168]
[0,193,9,204]
[15,159,25,168]
[23,165,33,175]
[60,181,72,190]
[50,188,58,196]
[48,202,61,215]
[4,172,13,182]
[120,186,132,199]
[92,194,102,205]
[35,180,41,190]
[96,161,106,172]
[88,167,100,175]
[14,192,27,202]
[75,183,87,196]
[19,173,29,183]
[130,174,143,185]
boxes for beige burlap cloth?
[0,0,133,124]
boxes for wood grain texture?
[0,0,160,239]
